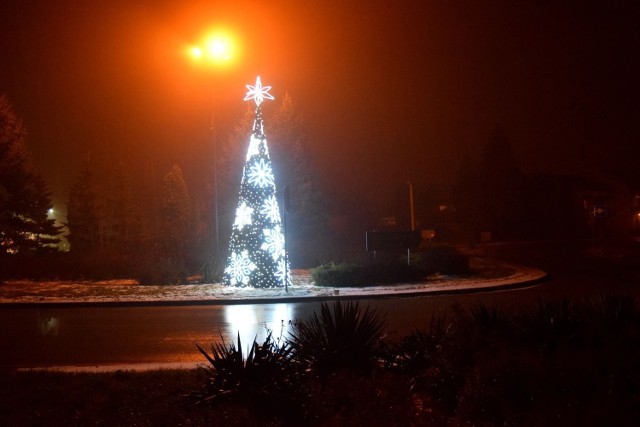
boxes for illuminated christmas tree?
[223,77,291,288]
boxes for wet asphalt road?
[1,244,638,369]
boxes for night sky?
[1,0,638,218]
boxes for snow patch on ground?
[0,259,546,304]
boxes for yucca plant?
[584,293,640,324]
[383,311,452,373]
[289,301,386,378]
[192,331,298,409]
[450,303,521,350]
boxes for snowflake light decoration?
[276,258,292,288]
[261,226,285,261]
[261,195,281,223]
[233,202,253,230]
[225,250,257,286]
[246,134,261,160]
[248,158,274,188]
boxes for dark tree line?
[453,126,528,241]
[452,126,596,243]
[64,157,195,283]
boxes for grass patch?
[0,369,236,426]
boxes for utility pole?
[407,181,415,231]
[407,181,415,266]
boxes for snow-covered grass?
[0,259,546,304]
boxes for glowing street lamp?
[187,32,236,67]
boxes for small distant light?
[48,208,54,215]
[190,46,203,59]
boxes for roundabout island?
[0,258,547,306]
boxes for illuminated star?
[244,76,274,106]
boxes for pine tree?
[0,95,62,253]
[453,155,485,242]
[268,92,328,267]
[20,173,63,252]
[216,105,254,256]
[480,126,527,240]
[223,77,290,288]
[66,157,101,253]
[453,126,527,242]
[102,160,143,253]
[160,164,192,262]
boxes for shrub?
[311,262,364,286]
[289,301,386,379]
[138,257,187,285]
[382,312,463,418]
[0,251,140,281]
[311,246,469,287]
[312,260,428,286]
[192,332,301,418]
[382,311,452,374]
[413,245,470,275]
[387,296,640,425]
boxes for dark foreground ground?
[1,356,637,427]
[3,294,639,426]
[1,368,446,426]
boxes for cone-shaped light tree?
[223,77,291,288]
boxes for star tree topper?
[244,76,274,106]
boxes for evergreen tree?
[102,160,143,253]
[20,173,63,252]
[453,155,485,242]
[453,126,527,242]
[217,106,254,237]
[160,164,192,263]
[480,126,527,239]
[223,77,290,288]
[0,95,30,251]
[0,95,61,253]
[66,157,100,252]
[267,93,328,266]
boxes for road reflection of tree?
[223,304,294,355]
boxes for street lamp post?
[210,101,220,271]
[187,31,236,281]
